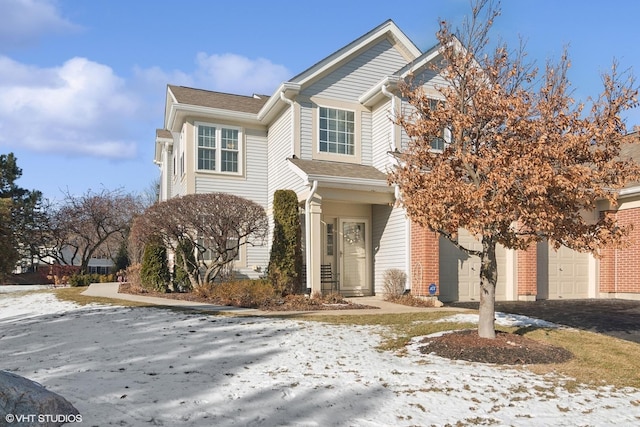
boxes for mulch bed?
[117,283,379,311]
[418,329,574,365]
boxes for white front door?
[339,219,369,296]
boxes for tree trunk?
[478,237,498,338]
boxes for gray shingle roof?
[288,158,389,181]
[156,129,172,139]
[168,85,269,114]
[621,131,640,188]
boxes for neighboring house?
[154,20,640,301]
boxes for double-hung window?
[197,123,241,174]
[319,107,355,155]
[428,99,448,152]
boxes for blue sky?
[1,0,639,202]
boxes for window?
[196,123,242,173]
[197,237,240,262]
[428,99,447,151]
[221,128,239,172]
[319,107,355,155]
[198,125,216,171]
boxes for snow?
[1,292,639,426]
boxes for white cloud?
[0,0,80,49]
[0,56,140,159]
[193,52,290,96]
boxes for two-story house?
[154,20,640,302]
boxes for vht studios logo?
[5,413,83,423]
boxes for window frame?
[427,98,450,153]
[317,106,356,156]
[195,121,243,175]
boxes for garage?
[438,229,507,302]
[537,241,589,299]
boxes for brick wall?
[599,207,640,294]
[410,222,439,296]
[517,244,537,297]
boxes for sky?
[1,290,639,425]
[1,0,639,202]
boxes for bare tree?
[390,0,640,338]
[45,188,144,274]
[132,193,268,288]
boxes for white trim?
[194,121,244,176]
[619,185,640,197]
[316,105,357,157]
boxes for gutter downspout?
[280,91,295,157]
[305,180,318,292]
[384,83,409,290]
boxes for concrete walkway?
[81,282,463,316]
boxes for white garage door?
[538,242,589,299]
[439,229,507,302]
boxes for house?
[154,20,640,302]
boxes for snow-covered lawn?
[1,292,639,426]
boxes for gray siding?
[195,128,269,273]
[360,110,372,166]
[194,128,268,208]
[299,101,313,160]
[267,107,307,207]
[372,204,408,294]
[371,101,393,171]
[302,39,407,101]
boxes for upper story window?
[196,123,242,174]
[319,107,355,155]
[428,99,448,152]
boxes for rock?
[0,371,80,427]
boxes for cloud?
[0,55,140,159]
[193,53,290,96]
[0,0,80,49]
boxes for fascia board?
[169,104,261,130]
[257,82,300,123]
[619,185,640,197]
[359,75,402,107]
[308,175,393,191]
[165,86,179,131]
[398,44,442,78]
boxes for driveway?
[448,299,640,344]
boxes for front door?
[339,219,369,296]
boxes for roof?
[620,131,640,189]
[288,158,389,182]
[156,129,172,139]
[167,85,269,114]
[620,131,640,162]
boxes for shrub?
[68,273,116,287]
[195,279,276,308]
[46,265,81,285]
[140,241,170,292]
[173,239,196,292]
[268,189,303,295]
[125,263,142,288]
[383,269,407,298]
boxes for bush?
[140,241,170,292]
[173,239,196,292]
[67,273,116,287]
[268,190,303,295]
[383,269,407,298]
[194,279,276,308]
